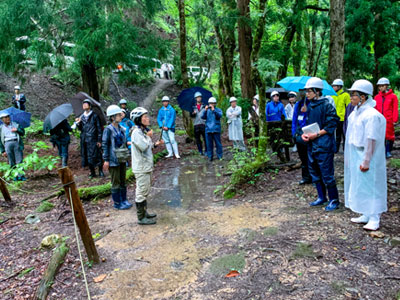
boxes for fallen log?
[34,242,69,300]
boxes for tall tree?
[327,0,345,82]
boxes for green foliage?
[25,118,45,137]
[290,242,316,260]
[175,130,186,136]
[18,267,35,278]
[209,252,245,276]
[36,200,55,213]
[389,159,400,169]
[223,188,236,199]
[263,227,278,236]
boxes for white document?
[302,122,320,134]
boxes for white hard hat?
[194,92,202,98]
[14,85,20,90]
[348,79,373,95]
[119,99,127,104]
[305,77,324,89]
[288,92,297,98]
[253,95,259,100]
[106,105,123,117]
[208,97,217,104]
[229,97,237,103]
[130,107,148,122]
[377,77,390,85]
[161,96,170,102]
[271,91,279,97]
[0,112,10,118]
[332,79,344,86]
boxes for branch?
[303,5,329,12]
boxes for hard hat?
[106,105,123,117]
[271,91,279,97]
[82,99,92,106]
[348,79,373,95]
[253,95,259,100]
[119,99,127,104]
[288,92,297,98]
[208,97,217,104]
[377,77,390,85]
[332,79,344,86]
[161,96,170,102]
[130,107,148,122]
[194,92,202,98]
[0,112,10,118]
[305,77,324,89]
[229,97,238,103]
[14,85,20,90]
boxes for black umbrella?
[43,103,73,133]
[177,87,213,112]
[69,92,106,126]
[266,87,290,100]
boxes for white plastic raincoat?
[226,106,244,141]
[344,98,387,216]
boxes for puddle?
[152,160,224,209]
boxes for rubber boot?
[172,143,180,159]
[120,187,132,209]
[98,166,105,177]
[309,182,327,206]
[351,215,369,224]
[325,186,340,211]
[299,166,312,185]
[363,214,380,231]
[136,202,156,225]
[165,143,174,158]
[144,200,157,218]
[112,189,129,210]
[386,140,393,158]
[89,165,96,178]
[62,156,68,167]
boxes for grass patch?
[263,227,278,236]
[239,228,258,242]
[389,158,400,169]
[18,267,35,278]
[290,242,316,260]
[175,129,186,136]
[223,188,236,199]
[209,252,246,276]
[36,200,55,213]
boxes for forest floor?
[0,75,400,300]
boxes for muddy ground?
[0,75,400,299]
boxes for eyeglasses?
[305,89,314,94]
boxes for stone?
[25,214,40,224]
[41,234,62,249]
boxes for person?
[374,77,399,158]
[285,92,297,120]
[12,86,27,111]
[190,91,206,155]
[119,99,130,118]
[345,80,387,231]
[131,107,163,225]
[332,79,351,153]
[301,77,340,211]
[50,119,72,167]
[343,102,356,137]
[102,105,132,210]
[157,96,180,158]
[120,109,134,150]
[248,95,260,121]
[226,97,246,151]
[201,97,223,161]
[266,91,287,121]
[0,112,25,181]
[292,91,312,185]
[75,99,104,178]
[161,63,169,79]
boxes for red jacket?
[374,89,399,141]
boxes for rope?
[68,187,91,300]
[0,176,63,195]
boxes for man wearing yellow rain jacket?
[332,79,350,153]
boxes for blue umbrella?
[277,76,337,96]
[177,87,213,112]
[0,107,31,128]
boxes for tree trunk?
[305,23,317,76]
[277,24,296,81]
[292,32,303,76]
[237,0,256,100]
[178,0,194,138]
[313,29,327,76]
[81,59,100,100]
[99,67,111,97]
[327,0,345,83]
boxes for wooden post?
[58,167,99,263]
[0,176,12,203]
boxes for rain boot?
[351,215,369,224]
[363,214,380,231]
[120,187,132,209]
[136,202,156,225]
[112,189,130,210]
[309,182,327,206]
[144,200,157,218]
[386,140,393,158]
[325,186,340,211]
[165,144,174,158]
[98,166,105,177]
[299,166,312,185]
[172,143,180,159]
[89,165,96,178]
[62,156,68,167]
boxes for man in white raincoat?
[226,97,246,151]
[344,80,387,231]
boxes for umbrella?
[177,87,213,112]
[0,107,31,128]
[69,92,106,126]
[277,76,337,96]
[43,103,73,133]
[266,87,290,100]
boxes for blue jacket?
[306,98,339,153]
[201,108,222,133]
[102,124,127,167]
[292,98,311,137]
[120,117,134,149]
[157,104,176,131]
[266,101,287,121]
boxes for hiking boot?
[89,166,96,179]
[120,187,132,209]
[136,202,156,225]
[144,200,156,218]
[98,166,105,177]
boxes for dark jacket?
[343,104,355,136]
[12,94,27,111]
[102,124,127,167]
[77,111,103,167]
[201,108,223,133]
[50,119,72,145]
[306,98,339,153]
[292,98,311,144]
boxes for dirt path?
[140,79,175,110]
